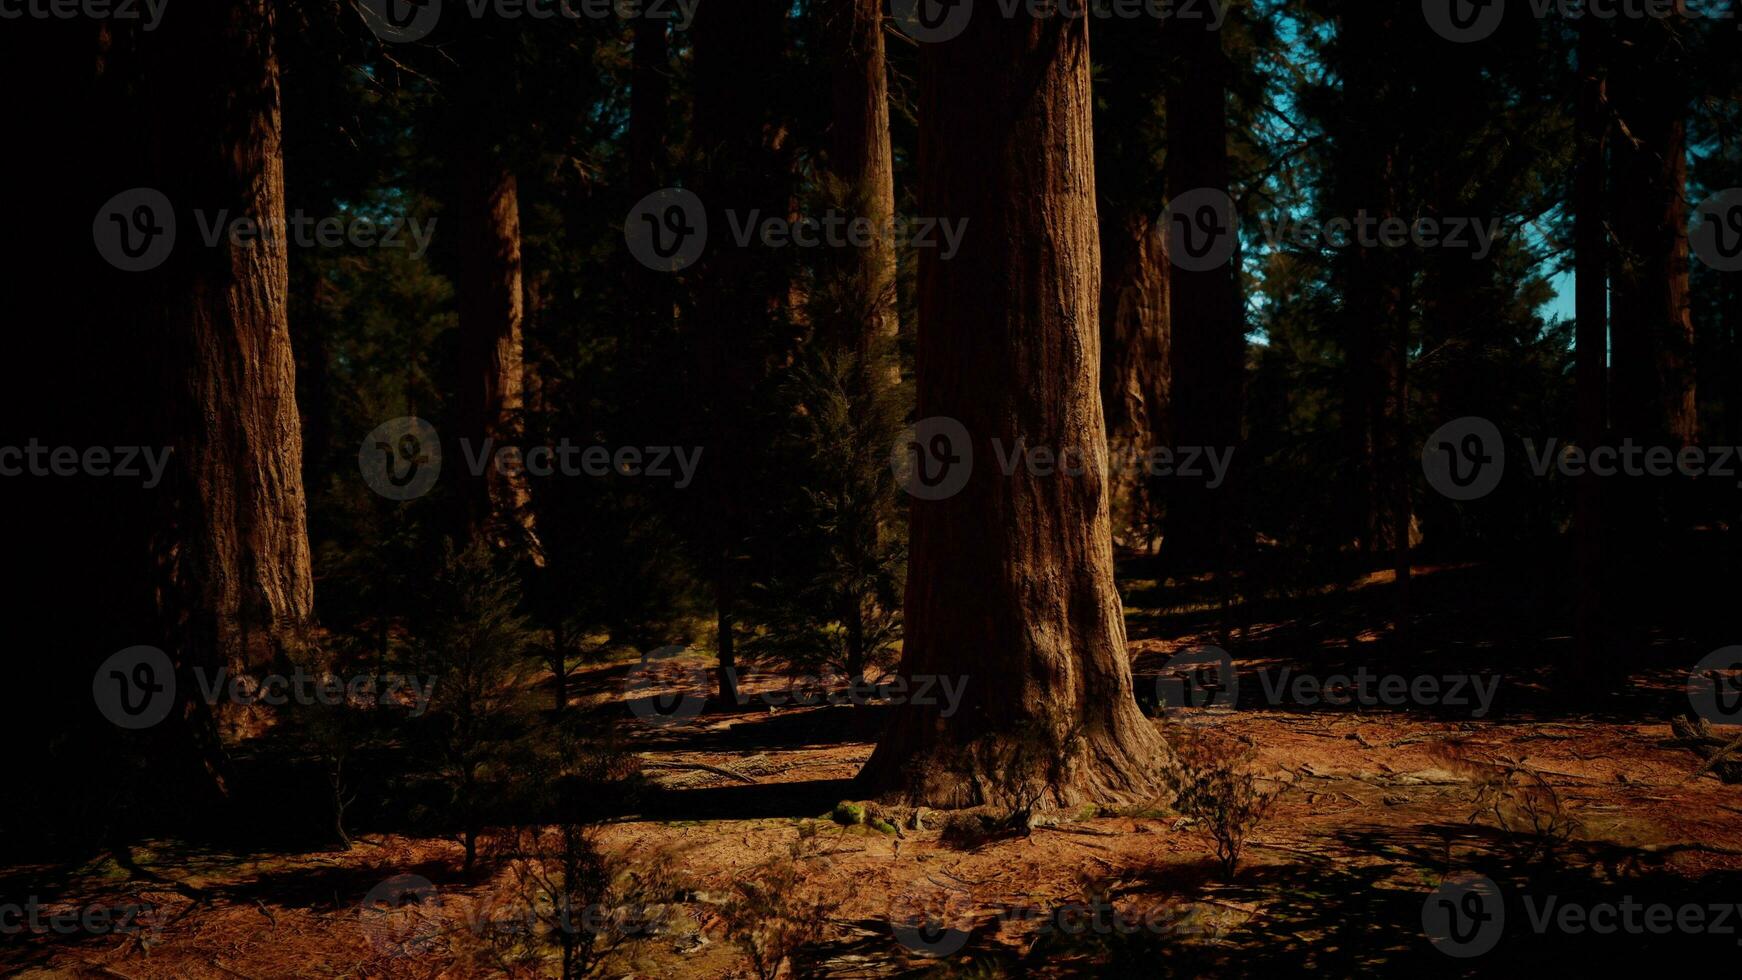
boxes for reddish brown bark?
[824,0,899,358]
[857,16,1167,811]
[1100,211,1172,545]
[456,151,542,564]
[145,1,313,680]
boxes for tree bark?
[1100,211,1171,547]
[824,0,900,360]
[1610,17,1695,449]
[857,17,1167,811]
[144,1,314,685]
[1608,12,1692,649]
[456,147,543,564]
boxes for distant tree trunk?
[824,0,899,361]
[1610,14,1694,448]
[1572,16,1610,686]
[1163,10,1243,571]
[1608,12,1692,647]
[627,15,671,331]
[1100,211,1171,547]
[858,16,1167,811]
[456,145,543,564]
[691,0,790,704]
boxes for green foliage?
[408,540,538,870]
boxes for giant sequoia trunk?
[145,2,314,689]
[1162,11,1243,571]
[857,17,1167,811]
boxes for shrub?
[1162,731,1283,878]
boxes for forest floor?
[8,561,1742,978]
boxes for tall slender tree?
[823,0,899,360]
[1094,20,1172,546]
[689,0,794,703]
[1572,13,1611,685]
[454,38,542,564]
